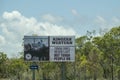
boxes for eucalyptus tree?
[93,26,120,80]
[0,52,8,78]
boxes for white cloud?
[42,14,63,23]
[3,11,22,21]
[71,9,79,16]
[94,16,110,30]
[95,16,106,25]
[0,11,76,58]
[95,16,120,29]
[112,17,120,25]
[0,35,5,46]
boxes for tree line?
[0,26,120,80]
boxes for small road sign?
[30,65,38,70]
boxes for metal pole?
[111,45,114,80]
[111,54,113,80]
[73,62,76,80]
[84,65,86,80]
[32,62,36,80]
[61,62,65,80]
[32,69,35,80]
[32,38,35,80]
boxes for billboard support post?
[61,62,66,80]
[32,68,35,80]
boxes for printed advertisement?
[24,36,75,62]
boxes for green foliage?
[0,26,120,80]
[0,52,8,78]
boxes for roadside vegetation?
[0,26,120,80]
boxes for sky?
[0,0,120,58]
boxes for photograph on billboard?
[24,36,49,61]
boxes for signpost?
[29,62,38,80]
[49,36,75,80]
[24,36,75,80]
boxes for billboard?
[24,36,75,62]
[24,36,49,61]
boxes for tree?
[0,52,8,78]
[93,26,120,79]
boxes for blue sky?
[1,0,120,33]
[1,0,120,17]
[0,0,120,57]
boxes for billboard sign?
[24,36,75,62]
